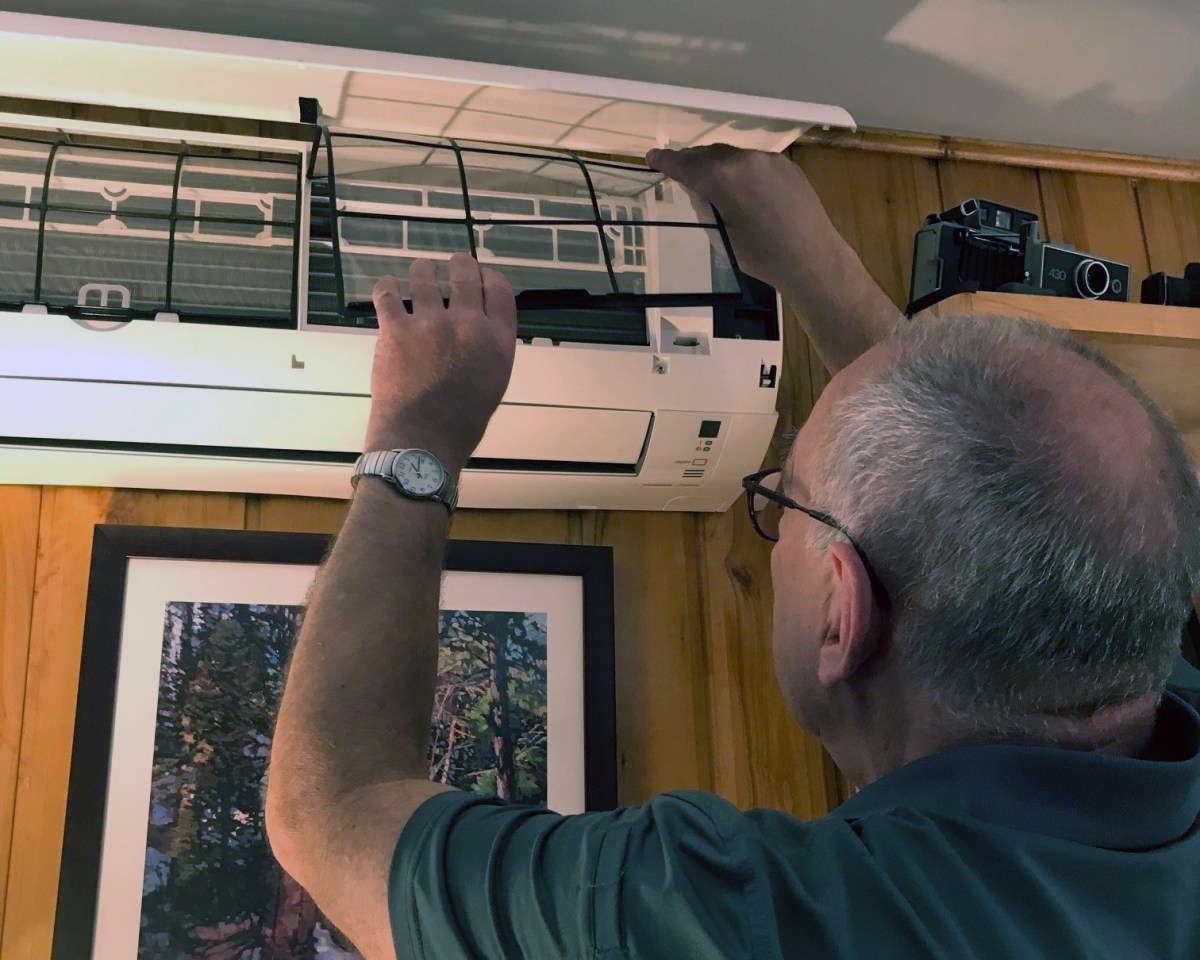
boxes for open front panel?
[0,124,768,348]
[0,125,764,349]
[0,134,300,322]
[306,130,751,344]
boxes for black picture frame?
[53,524,616,960]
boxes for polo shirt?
[390,679,1200,960]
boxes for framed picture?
[53,525,616,960]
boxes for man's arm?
[647,145,903,374]
[265,254,518,960]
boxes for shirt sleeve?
[388,789,764,960]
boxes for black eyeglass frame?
[742,467,891,610]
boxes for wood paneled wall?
[3,132,1200,959]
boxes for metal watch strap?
[352,449,401,488]
[351,449,457,513]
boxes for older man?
[266,147,1200,960]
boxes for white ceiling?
[1,0,1198,160]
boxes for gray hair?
[807,314,1200,733]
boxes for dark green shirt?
[390,682,1200,959]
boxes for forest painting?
[431,610,549,804]
[141,600,548,959]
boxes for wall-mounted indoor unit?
[0,16,854,509]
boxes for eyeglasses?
[742,467,891,609]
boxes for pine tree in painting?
[429,611,548,805]
[143,602,307,958]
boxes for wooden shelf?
[922,292,1200,465]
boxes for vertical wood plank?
[0,487,42,946]
[1039,171,1150,292]
[697,506,761,809]
[1134,179,1200,276]
[737,149,887,814]
[773,304,829,464]
[756,302,845,814]
[104,489,246,529]
[245,494,350,535]
[793,146,943,311]
[699,505,837,818]
[585,512,711,804]
[2,487,113,960]
[448,509,574,546]
[2,488,243,960]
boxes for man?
[266,147,1200,959]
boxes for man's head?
[770,315,1200,779]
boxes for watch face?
[394,449,444,497]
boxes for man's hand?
[648,144,903,373]
[646,145,835,289]
[364,253,517,472]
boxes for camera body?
[1025,240,1130,303]
[1140,263,1200,308]
[907,198,1131,315]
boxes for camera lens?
[1075,259,1110,298]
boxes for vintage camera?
[1026,236,1130,304]
[907,200,1031,315]
[907,198,1131,315]
[1141,263,1200,308]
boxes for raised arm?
[647,145,903,374]
[265,254,518,960]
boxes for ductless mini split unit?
[0,14,854,509]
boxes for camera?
[1026,238,1130,303]
[1141,263,1200,308]
[907,198,1131,316]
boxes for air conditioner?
[0,15,854,509]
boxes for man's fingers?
[646,144,735,186]
[408,258,442,314]
[447,252,484,315]
[645,147,667,165]
[372,275,409,321]
[481,268,517,331]
[647,146,692,173]
[646,147,688,183]
[646,145,738,218]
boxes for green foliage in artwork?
[141,601,549,957]
[428,610,549,805]
[141,602,303,957]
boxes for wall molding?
[795,127,1200,183]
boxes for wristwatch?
[351,449,459,513]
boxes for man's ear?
[817,542,886,688]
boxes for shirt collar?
[832,689,1200,851]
